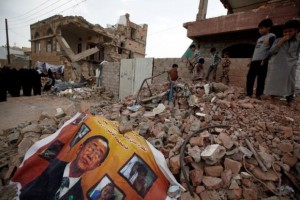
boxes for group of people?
[247,19,300,105]
[0,67,42,102]
[188,44,228,84]
[175,18,300,106]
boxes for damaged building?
[30,14,147,79]
[183,0,300,86]
[184,0,300,58]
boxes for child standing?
[168,63,179,82]
[193,57,205,81]
[206,48,221,82]
[219,52,231,85]
[168,64,179,103]
[246,18,275,99]
[264,20,300,105]
[188,44,201,73]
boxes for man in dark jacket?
[20,135,110,200]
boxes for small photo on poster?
[72,113,88,125]
[88,175,125,200]
[119,154,157,197]
[70,123,91,147]
[39,140,64,161]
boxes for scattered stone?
[224,158,242,174]
[218,132,234,149]
[189,169,203,186]
[277,142,293,153]
[201,144,226,165]
[204,165,223,177]
[202,176,223,189]
[281,153,298,167]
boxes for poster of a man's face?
[74,136,109,172]
[119,154,157,197]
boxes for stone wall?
[101,62,120,98]
[101,57,250,99]
[152,57,250,89]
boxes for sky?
[0,0,227,58]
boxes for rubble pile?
[55,86,114,101]
[92,81,300,199]
[1,81,300,200]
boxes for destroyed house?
[30,14,148,66]
[184,0,300,58]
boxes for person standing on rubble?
[188,44,201,73]
[246,18,276,99]
[219,51,231,85]
[168,64,179,82]
[168,64,179,103]
[19,135,110,200]
[96,61,108,87]
[205,47,222,82]
[264,19,300,105]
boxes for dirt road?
[0,96,75,131]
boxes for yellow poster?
[12,113,181,200]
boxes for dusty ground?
[0,96,75,131]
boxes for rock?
[189,169,203,186]
[190,120,201,133]
[7,131,20,143]
[239,103,254,109]
[218,132,234,149]
[241,178,253,188]
[202,176,223,189]
[293,148,300,159]
[224,158,242,174]
[180,192,201,200]
[279,126,293,138]
[258,151,274,169]
[189,136,204,147]
[55,107,65,119]
[168,125,182,136]
[229,179,240,189]
[204,165,224,177]
[201,144,226,165]
[277,142,293,153]
[212,82,229,92]
[21,123,42,134]
[221,169,233,188]
[119,121,133,134]
[227,188,242,200]
[138,122,150,135]
[18,138,34,155]
[281,153,298,167]
[195,186,205,194]
[188,145,201,163]
[243,186,258,200]
[169,155,180,174]
[251,167,279,181]
[75,101,90,112]
[148,138,163,149]
[168,134,179,143]
[200,190,222,200]
[151,123,164,137]
[217,99,231,108]
[239,146,253,158]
